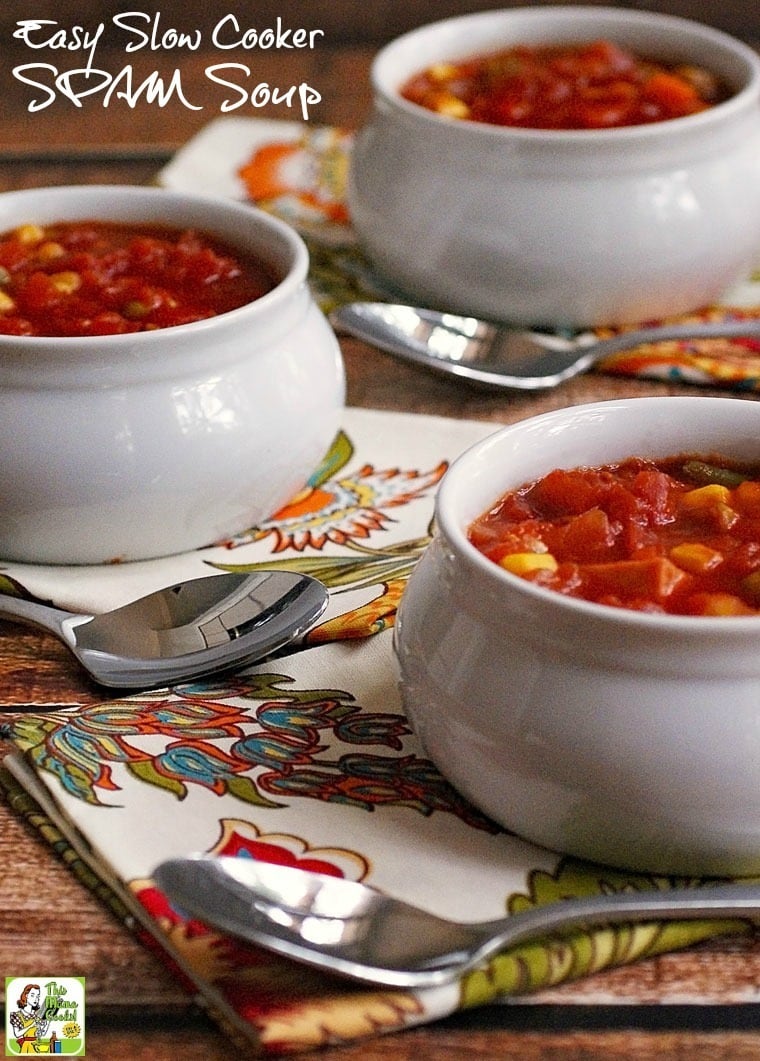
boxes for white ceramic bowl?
[0,185,344,564]
[395,396,760,875]
[350,7,760,328]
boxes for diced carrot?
[644,71,701,111]
[735,480,760,517]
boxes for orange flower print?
[308,578,407,642]
[231,461,447,553]
[238,129,353,227]
[595,307,760,388]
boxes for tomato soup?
[400,39,728,129]
[0,220,277,337]
[468,456,760,616]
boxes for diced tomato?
[684,592,756,617]
[400,39,727,130]
[557,508,616,562]
[0,220,275,337]
[16,271,68,312]
[579,558,690,604]
[527,467,604,516]
[467,454,760,616]
[630,468,677,524]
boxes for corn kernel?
[428,63,458,82]
[50,271,81,294]
[15,223,44,245]
[123,300,150,319]
[500,552,558,575]
[680,484,738,529]
[36,240,65,262]
[669,542,723,574]
[435,94,470,119]
[0,290,15,313]
[681,483,732,508]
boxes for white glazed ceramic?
[395,397,760,875]
[0,185,344,564]
[350,7,760,328]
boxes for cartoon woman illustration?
[8,984,56,1053]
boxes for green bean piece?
[682,460,749,489]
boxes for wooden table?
[2,34,760,1060]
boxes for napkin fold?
[159,115,760,391]
[0,407,750,1055]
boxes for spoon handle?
[590,318,760,359]
[331,302,760,391]
[0,591,84,643]
[470,882,760,973]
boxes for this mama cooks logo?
[5,978,85,1056]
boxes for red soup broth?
[400,39,729,129]
[468,455,760,616]
[0,220,277,337]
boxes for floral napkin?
[159,116,760,391]
[0,407,750,1055]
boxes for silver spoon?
[331,301,760,390]
[0,571,327,689]
[154,856,759,989]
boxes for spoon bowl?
[154,856,760,989]
[0,571,327,689]
[331,302,760,390]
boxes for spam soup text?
[11,13,324,118]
